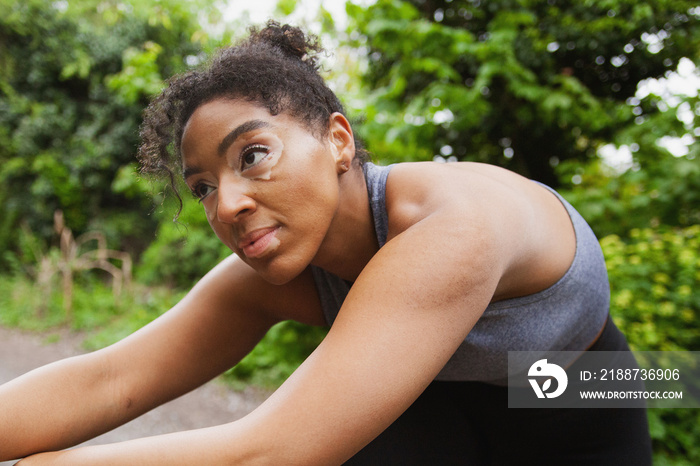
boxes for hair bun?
[249,20,322,70]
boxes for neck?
[311,164,379,281]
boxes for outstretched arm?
[0,254,311,462]
[15,203,510,465]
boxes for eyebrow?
[218,119,270,156]
[183,119,270,180]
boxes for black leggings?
[346,318,653,465]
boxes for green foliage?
[276,0,298,17]
[0,0,209,262]
[346,0,700,186]
[223,320,327,389]
[0,272,181,334]
[136,193,232,288]
[557,153,700,238]
[602,225,700,463]
[555,71,700,237]
[604,226,700,351]
[106,41,165,105]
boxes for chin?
[246,256,308,286]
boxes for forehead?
[183,99,273,142]
[180,98,280,164]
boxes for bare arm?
[0,254,321,462]
[14,203,512,465]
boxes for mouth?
[238,226,281,259]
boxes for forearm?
[17,393,361,466]
[16,422,268,466]
[0,353,128,461]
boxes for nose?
[215,178,256,224]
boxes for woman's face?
[180,98,343,284]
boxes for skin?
[2,97,577,465]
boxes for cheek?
[289,171,340,229]
[208,217,228,245]
[200,196,217,225]
[202,201,233,247]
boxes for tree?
[345,0,699,189]
[556,62,699,237]
[0,0,209,262]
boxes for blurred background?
[0,0,698,462]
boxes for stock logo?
[528,359,568,399]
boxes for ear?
[328,112,356,175]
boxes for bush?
[603,226,700,351]
[602,225,700,464]
[136,194,231,288]
[222,320,328,389]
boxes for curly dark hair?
[138,21,368,196]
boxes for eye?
[240,144,269,170]
[191,182,215,201]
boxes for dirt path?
[0,326,271,464]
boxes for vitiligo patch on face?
[247,133,284,181]
[260,236,281,257]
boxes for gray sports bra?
[310,162,610,383]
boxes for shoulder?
[381,161,578,300]
[384,161,540,241]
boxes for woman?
[0,22,651,465]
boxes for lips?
[238,226,280,259]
